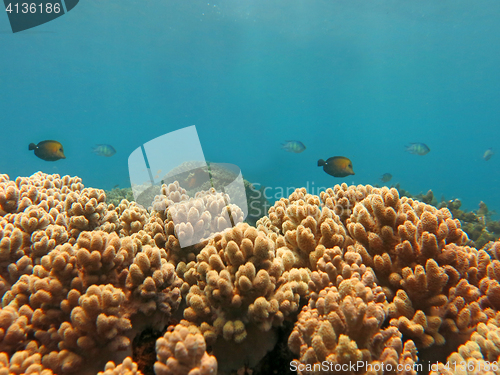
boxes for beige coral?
[337,187,486,347]
[182,222,310,344]
[64,188,108,240]
[125,244,182,320]
[74,231,136,288]
[154,320,217,375]
[97,357,143,375]
[320,183,376,223]
[288,265,418,374]
[0,222,30,282]
[0,342,54,375]
[265,188,353,273]
[52,284,132,372]
[3,172,500,375]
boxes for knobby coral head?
[0,173,499,375]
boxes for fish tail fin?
[28,143,36,150]
[318,159,326,167]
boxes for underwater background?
[1,0,500,213]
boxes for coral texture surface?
[0,174,499,374]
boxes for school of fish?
[27,137,494,189]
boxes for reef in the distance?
[1,173,500,375]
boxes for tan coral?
[183,223,309,343]
[266,188,351,269]
[74,231,137,288]
[125,244,182,320]
[0,181,22,215]
[30,224,69,260]
[288,266,418,374]
[64,188,108,240]
[0,222,30,281]
[53,284,132,372]
[336,187,484,347]
[1,274,72,361]
[98,357,143,375]
[143,216,167,249]
[346,188,468,270]
[0,305,29,353]
[11,206,53,235]
[429,340,500,375]
[0,342,54,375]
[469,312,500,362]
[154,320,217,375]
[118,202,149,237]
[33,243,79,289]
[320,183,376,223]
[2,174,500,375]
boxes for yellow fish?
[29,140,66,161]
[318,156,354,177]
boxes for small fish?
[483,148,494,161]
[318,157,354,177]
[185,168,210,189]
[405,143,430,155]
[380,173,392,183]
[29,140,66,161]
[92,144,116,157]
[281,141,306,153]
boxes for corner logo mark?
[4,0,79,33]
[128,125,248,248]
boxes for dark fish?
[318,157,354,177]
[281,140,306,153]
[29,140,65,161]
[380,173,392,183]
[92,144,116,157]
[405,143,430,155]
[483,148,494,161]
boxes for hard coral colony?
[0,173,500,374]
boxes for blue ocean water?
[1,0,499,215]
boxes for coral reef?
[1,173,500,375]
[105,188,135,208]
[442,199,500,249]
[392,183,500,250]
